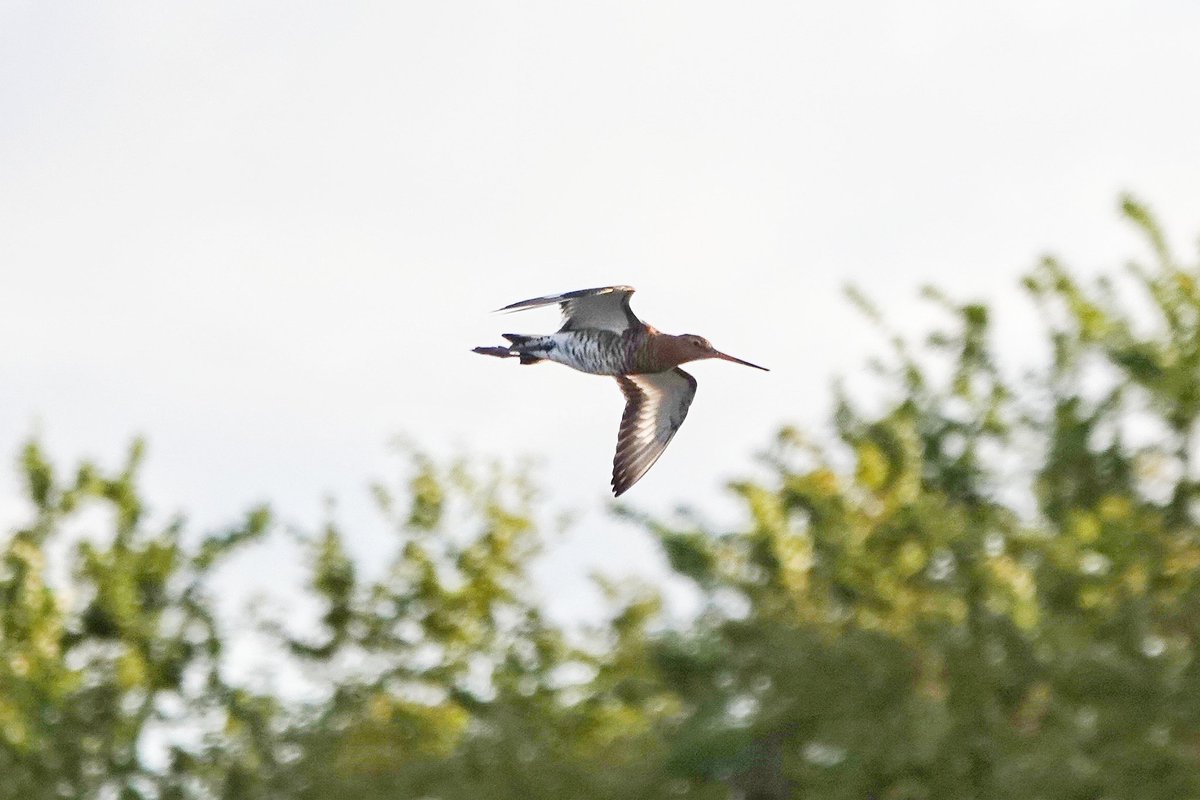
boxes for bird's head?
[667,334,769,371]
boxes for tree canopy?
[4,197,1200,799]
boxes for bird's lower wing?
[611,368,698,496]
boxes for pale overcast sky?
[4,2,1200,622]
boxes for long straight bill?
[714,351,769,371]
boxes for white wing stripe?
[611,368,698,496]
[496,286,641,334]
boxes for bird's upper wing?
[497,286,641,333]
[611,368,698,496]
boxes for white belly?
[537,331,627,375]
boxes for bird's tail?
[472,333,544,364]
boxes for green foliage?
[634,196,1200,799]
[1,439,269,799]
[4,197,1200,798]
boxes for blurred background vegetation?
[5,198,1200,799]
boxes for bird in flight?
[473,286,768,496]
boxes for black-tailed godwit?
[474,286,767,496]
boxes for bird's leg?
[472,333,549,365]
[472,345,517,358]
